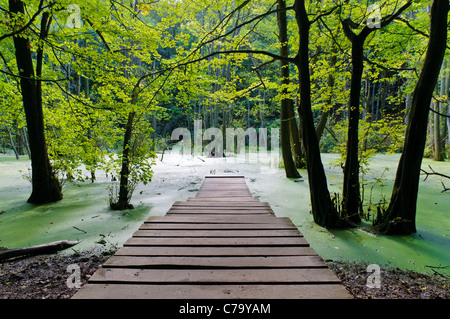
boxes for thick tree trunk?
[9,0,62,204]
[278,0,300,178]
[294,0,342,228]
[376,0,448,235]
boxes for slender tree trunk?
[278,0,300,178]
[288,99,306,168]
[112,111,136,210]
[376,0,448,235]
[434,66,445,161]
[7,127,20,160]
[294,0,342,228]
[9,1,62,204]
[22,127,31,158]
[111,83,141,210]
[342,37,364,224]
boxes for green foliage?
[0,0,447,214]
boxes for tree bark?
[278,0,301,178]
[111,110,136,210]
[434,65,445,161]
[7,127,20,160]
[376,0,448,235]
[340,1,411,224]
[294,0,342,228]
[9,0,62,204]
[288,99,306,168]
[342,36,364,224]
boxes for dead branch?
[0,240,81,262]
[420,165,450,181]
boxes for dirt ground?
[328,261,449,299]
[0,250,448,299]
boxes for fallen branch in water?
[420,165,450,193]
[421,165,450,181]
[0,240,81,261]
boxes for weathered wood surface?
[73,176,352,299]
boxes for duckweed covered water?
[0,152,448,276]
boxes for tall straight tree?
[277,0,300,178]
[376,0,449,235]
[8,0,62,204]
[340,1,411,223]
[293,0,342,227]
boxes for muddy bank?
[1,251,448,299]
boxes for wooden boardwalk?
[73,176,351,299]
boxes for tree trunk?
[9,0,62,204]
[7,127,20,160]
[294,0,342,228]
[22,127,31,159]
[278,0,300,178]
[112,111,136,210]
[342,37,364,224]
[340,1,412,225]
[434,66,445,161]
[288,99,306,168]
[376,0,448,235]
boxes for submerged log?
[0,240,81,261]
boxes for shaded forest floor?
[0,250,448,299]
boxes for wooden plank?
[144,216,295,225]
[133,229,302,237]
[205,175,245,181]
[166,210,273,215]
[167,209,273,214]
[168,207,273,212]
[72,283,352,299]
[199,187,248,189]
[197,190,249,192]
[166,211,273,215]
[89,268,341,284]
[198,185,249,188]
[139,223,297,230]
[187,197,258,201]
[172,201,270,207]
[193,197,255,200]
[114,246,317,256]
[102,255,326,269]
[164,215,274,219]
[197,190,249,193]
[123,237,309,246]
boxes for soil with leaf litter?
[0,250,449,299]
